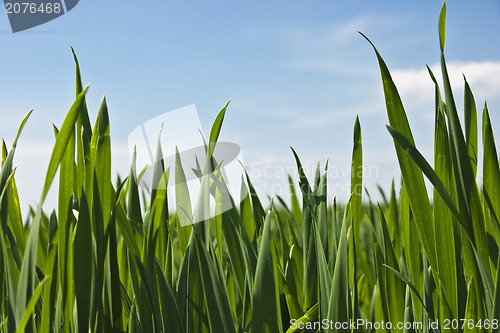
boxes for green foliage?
[1,2,499,332]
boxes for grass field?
[1,2,499,332]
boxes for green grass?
[1,2,499,332]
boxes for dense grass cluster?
[1,3,499,332]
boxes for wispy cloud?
[278,17,374,74]
[273,14,412,75]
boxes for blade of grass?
[70,47,92,197]
[41,87,88,203]
[15,276,50,333]
[92,96,112,230]
[360,32,437,273]
[251,210,281,333]
[208,100,230,160]
[326,204,349,333]
[438,2,489,277]
[433,99,459,321]
[482,103,500,228]
[73,193,92,332]
[351,115,363,248]
[193,230,237,333]
[464,76,478,178]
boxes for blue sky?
[1,1,500,212]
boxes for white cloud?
[273,13,414,75]
[392,61,500,105]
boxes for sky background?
[1,0,500,214]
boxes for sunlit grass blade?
[290,148,317,310]
[208,100,230,160]
[386,123,493,315]
[114,179,141,256]
[243,168,265,235]
[438,2,489,274]
[464,278,478,333]
[92,96,112,230]
[482,104,500,228]
[193,230,237,333]
[433,93,458,322]
[464,76,478,177]
[14,89,85,333]
[240,178,255,243]
[379,205,405,331]
[251,210,281,333]
[360,32,437,273]
[384,265,439,333]
[41,87,88,203]
[150,123,166,204]
[288,175,302,228]
[218,203,248,299]
[0,110,32,189]
[57,90,77,332]
[0,139,28,258]
[316,169,328,255]
[175,146,193,230]
[350,115,362,247]
[0,172,20,330]
[326,204,349,333]
[40,211,58,333]
[70,47,92,196]
[15,276,50,333]
[155,261,184,333]
[314,220,330,322]
[386,125,462,224]
[6,176,25,253]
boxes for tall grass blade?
[351,115,362,247]
[326,205,349,333]
[175,146,193,229]
[92,97,112,230]
[70,48,92,196]
[193,230,237,333]
[41,87,88,203]
[379,205,405,330]
[208,100,230,159]
[482,104,500,227]
[433,94,458,321]
[360,32,437,272]
[73,193,92,332]
[464,76,478,177]
[438,1,489,274]
[155,261,184,333]
[15,276,50,333]
[251,210,281,333]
